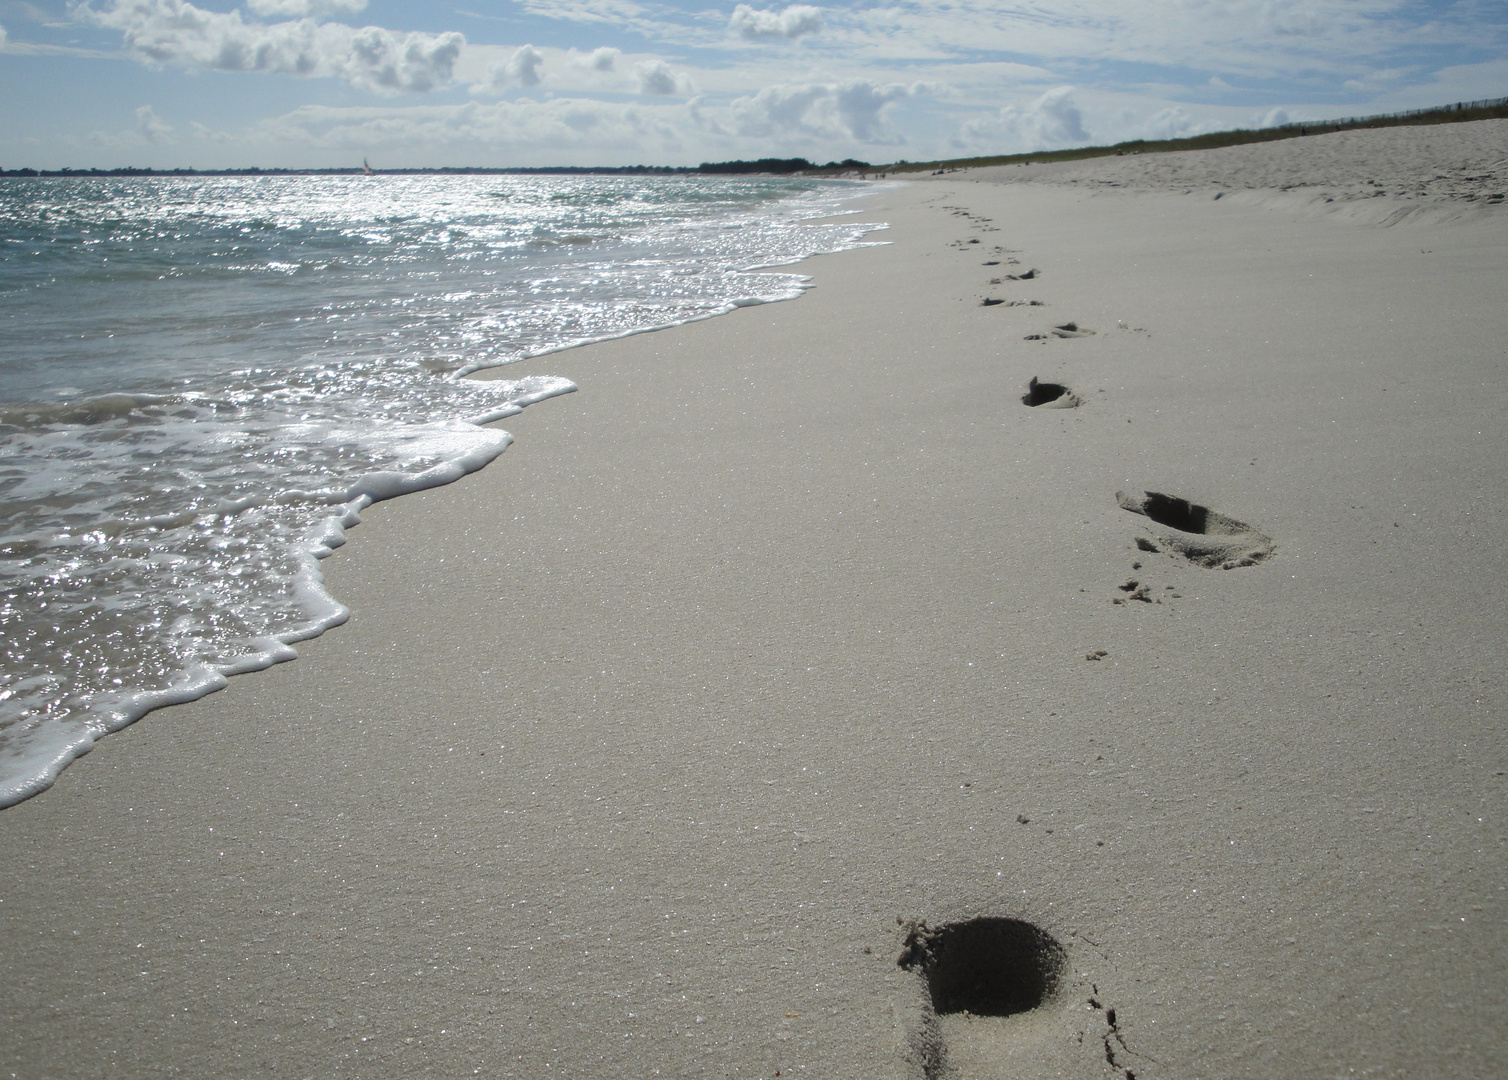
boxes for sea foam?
[0,173,887,806]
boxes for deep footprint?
[1021,377,1083,409]
[898,917,1068,1078]
[1116,490,1275,568]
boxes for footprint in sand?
[984,296,1046,307]
[1021,377,1083,409]
[1025,323,1093,341]
[1116,490,1275,569]
[896,918,1069,1079]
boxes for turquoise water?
[0,173,883,806]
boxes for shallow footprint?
[1021,377,1083,409]
[1025,323,1090,341]
[1116,490,1275,568]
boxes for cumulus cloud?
[728,4,823,40]
[953,86,1089,153]
[1132,105,1222,141]
[730,80,921,142]
[246,0,367,16]
[1260,106,1290,127]
[83,0,463,94]
[578,45,619,71]
[635,58,692,96]
[135,103,173,141]
[494,43,545,87]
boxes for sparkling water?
[0,173,884,806]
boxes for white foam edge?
[0,377,578,810]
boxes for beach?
[3,120,1506,1079]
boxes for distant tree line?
[696,158,871,174]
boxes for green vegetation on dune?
[881,95,1508,175]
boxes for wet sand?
[3,123,1507,1078]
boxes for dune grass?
[880,96,1508,175]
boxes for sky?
[0,1,1504,169]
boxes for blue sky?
[1,1,1504,168]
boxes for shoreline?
[3,126,1506,1077]
[0,176,880,811]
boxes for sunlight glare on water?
[0,172,885,806]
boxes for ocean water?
[0,173,884,807]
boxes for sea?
[0,173,885,808]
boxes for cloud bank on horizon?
[0,0,1504,168]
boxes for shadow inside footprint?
[1117,490,1275,568]
[900,918,1066,1018]
[1051,322,1094,338]
[1021,377,1083,409]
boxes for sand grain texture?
[3,124,1507,1079]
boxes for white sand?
[3,122,1506,1079]
[965,117,1508,221]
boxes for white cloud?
[493,43,544,88]
[730,79,922,142]
[510,0,709,47]
[341,25,463,93]
[635,58,692,96]
[0,23,7,49]
[828,1,1496,84]
[577,46,619,71]
[728,4,823,41]
[246,0,367,16]
[135,103,172,141]
[460,44,699,99]
[1132,104,1222,142]
[953,86,1090,153]
[514,0,651,28]
[83,0,463,94]
[1260,107,1290,128]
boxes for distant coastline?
[10,95,1498,180]
[0,158,875,180]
